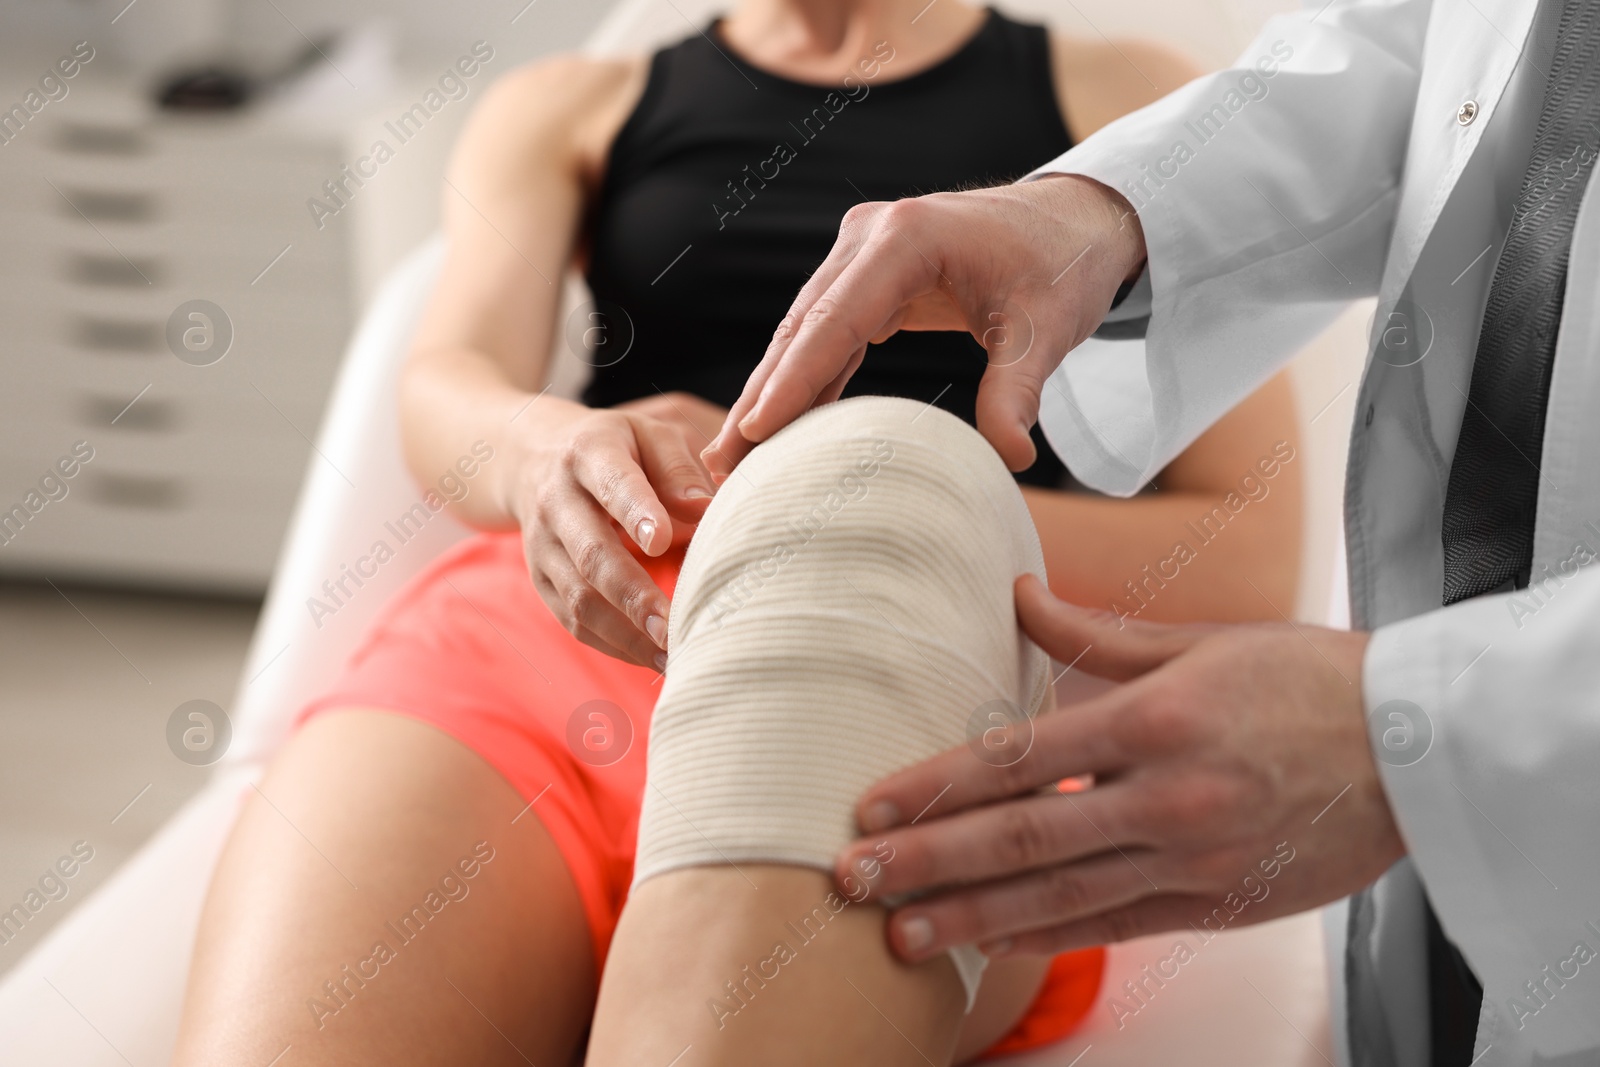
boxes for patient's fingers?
[527,552,647,667]
[569,430,675,557]
[541,496,670,666]
[629,414,715,522]
[524,547,649,671]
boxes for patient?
[172,2,1302,1064]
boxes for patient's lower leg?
[585,866,1048,1067]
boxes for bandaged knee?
[633,395,1053,1010]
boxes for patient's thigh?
[172,710,596,1067]
[585,865,1048,1067]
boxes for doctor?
[705,0,1600,1063]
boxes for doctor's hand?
[507,392,721,670]
[835,575,1405,960]
[704,174,1145,479]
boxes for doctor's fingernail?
[654,652,668,673]
[645,614,668,648]
[861,800,900,832]
[636,517,657,547]
[851,850,886,882]
[898,916,935,953]
[684,485,713,499]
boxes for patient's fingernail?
[636,517,657,548]
[645,614,668,648]
[654,652,668,673]
[700,448,728,481]
[684,485,713,499]
[898,916,935,953]
[861,800,901,832]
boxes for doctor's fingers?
[851,670,1170,834]
[982,892,1222,959]
[814,342,868,409]
[840,780,1158,900]
[705,199,948,476]
[882,851,1161,961]
[1015,574,1215,682]
[968,279,1135,471]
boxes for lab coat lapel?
[1381,0,1540,301]
[1348,0,1544,633]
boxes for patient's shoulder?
[1048,33,1205,139]
[461,52,651,185]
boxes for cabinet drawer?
[0,464,307,593]
[1,292,350,372]
[0,222,349,297]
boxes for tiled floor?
[0,580,258,975]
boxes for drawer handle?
[54,123,148,155]
[67,252,161,287]
[82,393,177,431]
[59,188,158,223]
[86,472,184,510]
[73,317,162,352]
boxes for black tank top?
[583,8,1074,486]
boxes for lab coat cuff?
[1022,141,1180,306]
[1018,163,1153,338]
[1362,603,1536,970]
[1021,135,1204,497]
[1097,268,1152,339]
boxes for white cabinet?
[0,86,354,594]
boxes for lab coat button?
[1457,100,1478,126]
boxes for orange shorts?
[298,530,1103,1057]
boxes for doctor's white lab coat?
[1031,0,1600,1063]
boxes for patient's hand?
[614,391,730,460]
[507,393,721,669]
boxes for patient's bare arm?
[396,57,725,669]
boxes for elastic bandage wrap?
[633,395,1052,1010]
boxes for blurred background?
[0,0,1368,1009]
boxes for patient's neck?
[720,0,986,85]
